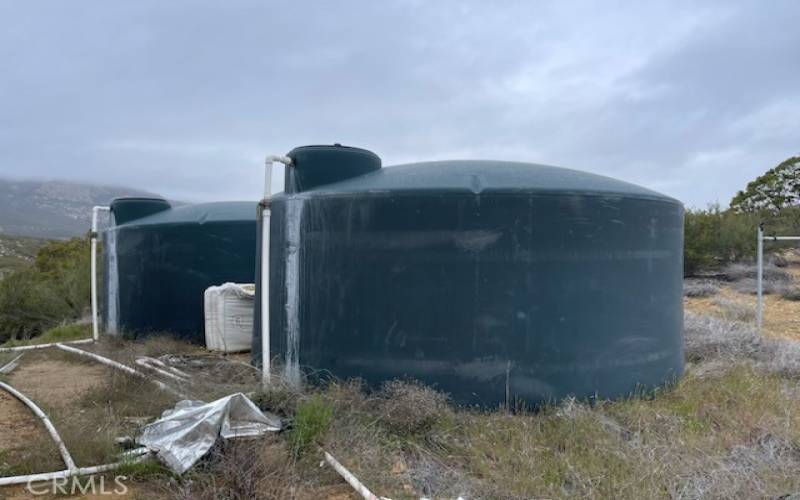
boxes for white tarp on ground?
[204,283,255,353]
[138,393,281,474]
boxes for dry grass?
[683,279,720,298]
[376,379,452,437]
[712,297,756,322]
[722,261,793,284]
[85,335,263,402]
[720,261,794,295]
[168,438,300,500]
[684,259,800,342]
[781,286,800,301]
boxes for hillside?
[0,178,161,239]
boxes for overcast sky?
[1,1,798,207]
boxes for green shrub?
[289,394,333,457]
[33,237,91,313]
[0,323,90,348]
[684,206,757,276]
[683,205,800,276]
[0,237,90,343]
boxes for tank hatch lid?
[285,144,381,193]
[301,160,679,203]
[110,197,171,225]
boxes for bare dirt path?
[7,354,109,411]
[0,390,44,458]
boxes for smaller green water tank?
[104,198,257,341]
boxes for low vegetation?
[0,237,90,343]
[683,278,720,298]
[0,323,90,348]
[683,204,800,276]
[0,233,45,279]
[165,351,800,498]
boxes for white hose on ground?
[323,451,382,500]
[0,448,151,486]
[135,357,190,382]
[0,353,23,374]
[55,343,187,399]
[0,338,94,353]
[0,380,77,472]
[142,356,191,379]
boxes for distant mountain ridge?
[0,178,162,239]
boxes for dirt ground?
[0,351,132,500]
[7,354,110,410]
[0,343,354,499]
[0,391,43,458]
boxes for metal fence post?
[757,223,763,333]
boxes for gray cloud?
[0,0,798,206]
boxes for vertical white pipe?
[261,164,273,387]
[261,155,292,388]
[757,223,764,333]
[90,206,109,341]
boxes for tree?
[730,156,800,212]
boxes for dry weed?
[684,279,720,298]
[376,379,452,437]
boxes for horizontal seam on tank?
[110,220,255,229]
[284,190,682,206]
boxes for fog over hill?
[0,178,162,239]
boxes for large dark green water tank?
[104,198,257,341]
[253,145,685,407]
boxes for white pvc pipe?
[323,451,380,500]
[135,357,191,382]
[0,338,94,353]
[0,380,77,472]
[261,155,292,387]
[138,356,191,378]
[0,353,23,374]
[55,343,186,398]
[762,236,800,241]
[261,166,272,387]
[91,206,110,341]
[757,224,764,333]
[0,448,151,487]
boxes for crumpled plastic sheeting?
[138,393,281,474]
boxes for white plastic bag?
[204,283,255,353]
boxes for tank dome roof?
[116,201,256,228]
[301,160,679,204]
